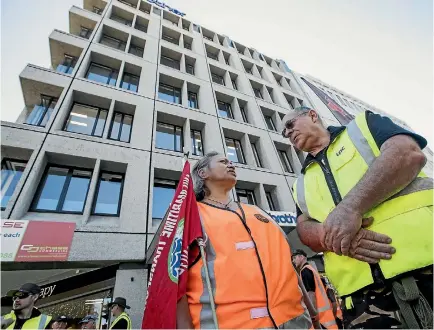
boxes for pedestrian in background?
[78,315,96,330]
[282,106,433,328]
[51,316,68,329]
[1,283,52,329]
[108,298,131,329]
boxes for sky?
[1,0,432,145]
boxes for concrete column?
[103,99,116,139]
[113,264,148,329]
[257,184,268,210]
[183,119,191,154]
[181,81,188,106]
[232,98,242,122]
[179,34,184,48]
[125,34,132,55]
[223,71,231,89]
[289,146,302,174]
[82,159,101,224]
[263,86,273,103]
[116,61,126,88]
[180,54,186,73]
[241,134,254,166]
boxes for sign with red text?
[1,220,75,262]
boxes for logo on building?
[148,0,186,17]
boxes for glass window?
[158,83,181,104]
[25,96,58,127]
[93,172,124,215]
[191,130,203,156]
[109,112,133,142]
[86,63,118,86]
[225,57,230,65]
[188,91,198,109]
[79,26,92,39]
[231,80,237,90]
[203,35,213,41]
[129,44,144,57]
[64,103,108,137]
[56,55,77,74]
[207,52,218,61]
[153,6,161,15]
[121,72,139,92]
[211,73,224,85]
[100,34,126,50]
[1,159,27,210]
[251,143,262,167]
[246,67,253,75]
[110,14,132,26]
[152,179,177,226]
[225,138,245,164]
[184,41,192,50]
[266,192,276,211]
[31,166,91,213]
[253,88,263,99]
[186,64,194,75]
[92,6,102,14]
[160,55,180,70]
[236,188,256,205]
[162,34,178,45]
[156,122,183,152]
[193,24,200,32]
[240,107,248,123]
[118,0,134,7]
[278,150,293,173]
[264,115,276,131]
[135,22,148,33]
[217,101,233,118]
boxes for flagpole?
[182,150,219,329]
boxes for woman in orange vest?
[176,152,313,329]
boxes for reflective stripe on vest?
[110,312,131,329]
[292,111,433,296]
[5,312,51,330]
[301,265,337,329]
[187,203,310,329]
[38,314,48,330]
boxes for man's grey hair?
[292,106,323,125]
[192,151,220,201]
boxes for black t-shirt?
[300,265,316,292]
[111,318,128,329]
[11,309,51,330]
[296,111,427,217]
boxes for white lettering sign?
[268,211,297,227]
[1,220,28,261]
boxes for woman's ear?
[198,168,208,179]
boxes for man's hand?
[349,217,396,263]
[322,203,363,256]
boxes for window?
[31,166,92,213]
[92,172,124,216]
[183,25,189,31]
[121,72,139,92]
[109,112,133,142]
[135,22,148,33]
[236,188,256,205]
[118,0,134,7]
[184,41,192,50]
[278,150,293,173]
[266,192,276,211]
[79,26,92,39]
[64,103,108,137]
[277,79,283,87]
[251,143,262,167]
[186,64,194,75]
[231,80,238,90]
[264,115,276,131]
[100,35,126,51]
[1,159,27,210]
[86,63,118,86]
[193,24,200,32]
[158,83,182,104]
[92,6,102,14]
[203,35,213,41]
[240,107,248,123]
[153,6,161,15]
[111,14,132,26]
[162,34,178,45]
[25,95,58,127]
[253,88,263,99]
[160,55,180,70]
[217,101,233,118]
[152,179,177,224]
[191,130,203,156]
[246,67,253,75]
[211,73,224,85]
[225,138,245,164]
[56,55,77,74]
[156,122,183,152]
[207,52,218,61]
[225,57,230,65]
[129,44,144,57]
[268,90,275,103]
[188,91,198,109]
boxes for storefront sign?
[1,220,75,262]
[268,211,297,227]
[148,0,186,17]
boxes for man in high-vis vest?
[1,283,52,330]
[292,249,337,329]
[281,106,433,329]
[108,297,132,329]
[321,276,343,329]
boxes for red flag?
[142,161,203,329]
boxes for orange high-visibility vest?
[186,203,312,329]
[301,264,338,329]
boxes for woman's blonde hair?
[191,151,219,201]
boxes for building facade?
[1,0,429,327]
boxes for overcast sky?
[1,0,432,145]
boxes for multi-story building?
[2,0,429,327]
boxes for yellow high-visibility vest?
[110,312,132,329]
[3,310,51,329]
[293,112,433,296]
